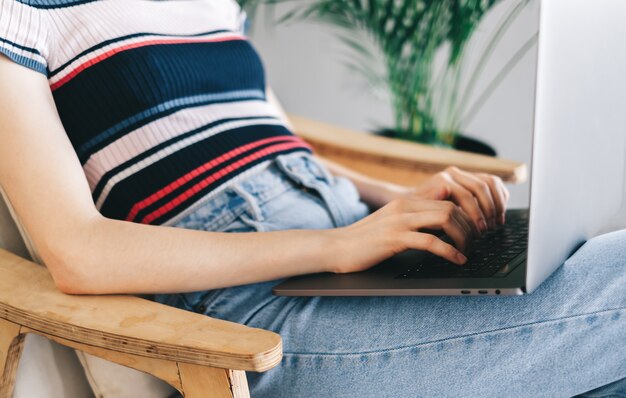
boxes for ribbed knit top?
[0,0,311,225]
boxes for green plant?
[274,0,537,146]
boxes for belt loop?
[230,184,265,223]
[306,153,336,185]
[275,152,351,227]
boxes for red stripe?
[50,35,245,91]
[125,135,308,222]
[138,142,310,224]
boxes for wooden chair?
[0,115,526,398]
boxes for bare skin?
[0,54,508,295]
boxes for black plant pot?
[376,129,497,157]
[453,135,497,157]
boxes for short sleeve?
[0,0,49,75]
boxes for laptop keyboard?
[395,210,529,279]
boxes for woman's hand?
[406,167,510,232]
[327,198,478,274]
[319,158,509,230]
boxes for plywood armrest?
[289,114,527,185]
[0,249,282,372]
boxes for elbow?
[51,271,85,295]
[38,220,106,295]
[50,267,89,295]
[45,247,96,295]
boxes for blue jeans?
[156,152,626,398]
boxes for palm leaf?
[247,0,533,145]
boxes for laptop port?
[461,290,471,295]
[478,290,489,295]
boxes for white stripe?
[83,100,279,189]
[94,117,284,209]
[45,0,243,72]
[0,0,50,66]
[48,30,243,85]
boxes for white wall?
[249,0,540,208]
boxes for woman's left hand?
[319,158,509,231]
[390,167,510,232]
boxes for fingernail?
[479,220,488,232]
[456,252,468,264]
[500,214,506,225]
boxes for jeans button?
[197,304,207,313]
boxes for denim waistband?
[171,152,338,232]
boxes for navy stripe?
[98,124,306,221]
[52,40,266,157]
[0,37,41,55]
[15,0,98,9]
[77,90,266,164]
[48,29,231,78]
[90,115,278,202]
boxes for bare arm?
[0,57,470,295]
[0,57,341,295]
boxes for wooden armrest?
[289,114,527,186]
[0,249,282,372]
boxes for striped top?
[0,0,311,225]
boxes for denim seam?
[205,205,248,231]
[282,306,625,357]
[193,288,227,314]
[241,295,284,325]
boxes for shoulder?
[0,0,53,75]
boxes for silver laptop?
[273,0,626,296]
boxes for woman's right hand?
[327,199,478,274]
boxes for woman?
[0,0,623,396]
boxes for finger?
[452,206,480,239]
[448,167,497,228]
[446,180,488,232]
[404,232,468,265]
[395,199,478,241]
[403,210,472,253]
[489,175,510,224]
[478,174,506,225]
[497,178,511,222]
